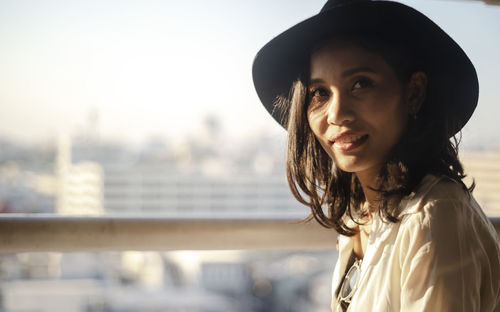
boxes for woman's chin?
[334,158,383,177]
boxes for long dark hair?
[276,35,474,236]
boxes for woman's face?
[307,42,412,180]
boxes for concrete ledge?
[0,214,337,253]
[0,215,498,253]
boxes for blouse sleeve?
[399,199,500,312]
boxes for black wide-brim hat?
[252,0,478,135]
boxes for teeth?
[336,135,363,144]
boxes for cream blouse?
[331,174,500,311]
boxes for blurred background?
[0,0,499,311]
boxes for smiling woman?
[252,0,500,311]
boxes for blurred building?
[56,135,103,215]
[462,151,500,216]
[103,168,300,215]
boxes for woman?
[252,0,500,311]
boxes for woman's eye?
[310,88,329,99]
[352,78,374,90]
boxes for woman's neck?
[354,170,378,259]
[355,168,381,212]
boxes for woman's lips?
[332,134,368,152]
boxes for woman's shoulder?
[399,174,476,217]
[410,174,469,201]
[398,174,497,242]
[390,176,500,312]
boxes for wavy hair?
[276,35,474,236]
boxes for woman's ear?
[407,71,427,116]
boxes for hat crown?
[320,0,370,12]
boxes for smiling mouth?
[333,134,368,151]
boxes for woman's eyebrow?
[309,78,325,85]
[310,67,377,84]
[341,66,376,77]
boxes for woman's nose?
[326,93,354,126]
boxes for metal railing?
[0,214,498,253]
[0,213,335,253]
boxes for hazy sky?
[0,0,499,148]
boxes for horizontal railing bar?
[0,211,309,221]
[0,215,498,253]
[0,214,335,253]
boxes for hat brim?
[252,1,478,135]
